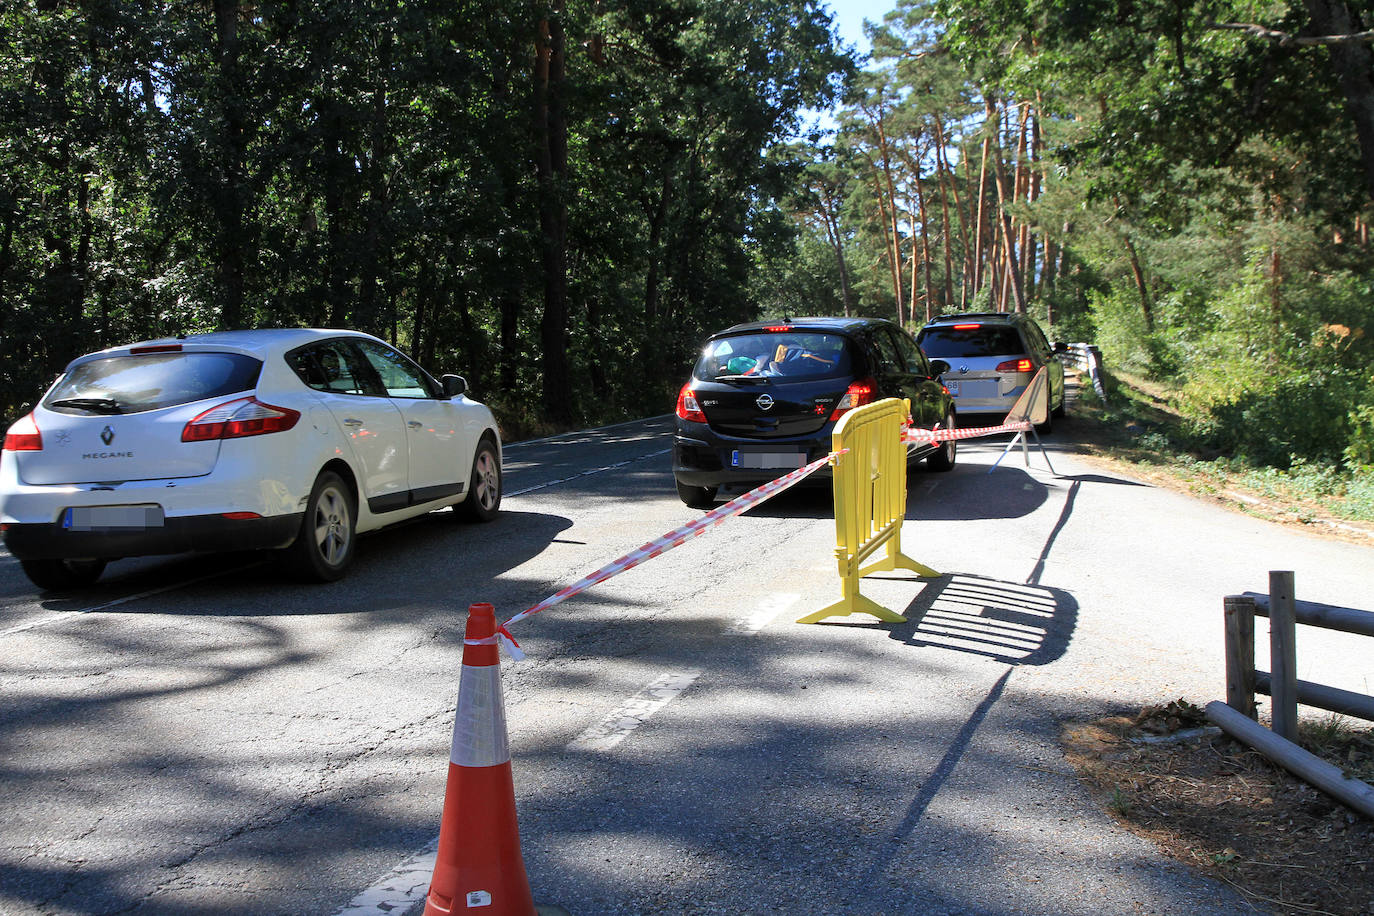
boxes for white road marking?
[726,592,799,635]
[506,448,671,497]
[502,415,671,450]
[0,562,265,638]
[336,667,704,914]
[330,838,437,916]
[567,669,703,752]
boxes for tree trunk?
[644,166,671,326]
[863,102,906,325]
[973,105,992,300]
[214,0,246,329]
[931,117,958,314]
[535,10,573,425]
[1123,230,1154,331]
[1305,0,1374,202]
[913,167,934,322]
[989,96,1027,314]
[818,184,854,316]
[357,20,394,336]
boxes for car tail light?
[996,358,1034,373]
[761,325,792,332]
[130,344,183,354]
[830,378,876,421]
[675,384,707,424]
[182,397,301,442]
[3,413,42,451]
[952,323,981,330]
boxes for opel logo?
[756,394,775,411]
[100,425,115,445]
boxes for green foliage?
[0,0,854,431]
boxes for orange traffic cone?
[423,603,539,916]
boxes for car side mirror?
[1053,341,1068,353]
[441,374,467,398]
[929,359,950,377]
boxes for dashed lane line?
[566,669,704,753]
[330,839,438,916]
[337,584,799,914]
[726,591,799,635]
[505,448,671,498]
[0,561,265,638]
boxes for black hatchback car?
[672,316,958,507]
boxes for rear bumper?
[673,434,834,490]
[2,512,301,560]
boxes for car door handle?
[407,420,423,429]
[342,418,364,427]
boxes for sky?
[824,0,897,57]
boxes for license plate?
[63,505,165,531]
[731,450,806,470]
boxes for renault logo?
[100,425,115,445]
[756,394,775,411]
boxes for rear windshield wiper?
[713,374,769,385]
[49,397,125,414]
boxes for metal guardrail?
[798,397,938,624]
[1057,342,1106,403]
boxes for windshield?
[44,352,262,414]
[917,325,1025,358]
[694,332,852,382]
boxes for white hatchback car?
[1,329,502,590]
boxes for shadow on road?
[885,573,1078,668]
[16,508,575,623]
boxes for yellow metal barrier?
[798,397,938,624]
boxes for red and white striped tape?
[490,413,1032,659]
[903,419,1030,444]
[496,451,839,658]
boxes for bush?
[1182,366,1365,468]
[1347,403,1374,470]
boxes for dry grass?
[1058,371,1374,913]
[1064,702,1374,915]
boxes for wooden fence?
[1210,570,1374,818]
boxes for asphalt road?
[2,403,1371,916]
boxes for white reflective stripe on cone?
[451,663,511,767]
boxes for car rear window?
[694,332,853,381]
[917,325,1025,358]
[44,352,262,415]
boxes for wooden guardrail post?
[1216,573,1374,816]
[1268,570,1299,742]
[1223,595,1256,718]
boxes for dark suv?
[915,312,1065,429]
[672,317,957,508]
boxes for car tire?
[1052,392,1067,418]
[20,557,107,591]
[926,412,957,472]
[456,436,501,523]
[676,480,717,509]
[282,470,356,582]
[1036,409,1054,435]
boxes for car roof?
[921,312,1022,326]
[709,316,895,338]
[70,328,384,363]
